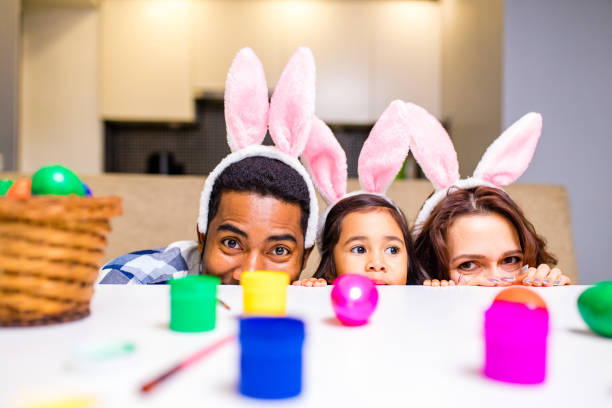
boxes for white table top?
[1,285,610,407]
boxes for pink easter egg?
[331,274,379,326]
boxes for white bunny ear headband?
[402,102,543,235]
[302,100,412,247]
[197,47,319,248]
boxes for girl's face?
[446,213,524,284]
[332,209,408,285]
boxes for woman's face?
[446,213,524,284]
[332,208,408,285]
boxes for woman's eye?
[458,261,478,271]
[272,246,290,256]
[222,238,240,249]
[385,246,400,255]
[350,246,366,254]
[502,256,521,265]
[501,255,522,271]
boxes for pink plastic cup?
[484,288,549,385]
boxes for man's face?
[199,190,310,284]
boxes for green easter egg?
[578,281,612,338]
[0,180,14,196]
[31,165,86,196]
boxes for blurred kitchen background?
[1,0,611,283]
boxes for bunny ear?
[268,47,316,157]
[473,112,542,186]
[302,117,347,204]
[224,47,269,152]
[358,100,412,194]
[403,102,459,190]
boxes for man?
[99,156,315,284]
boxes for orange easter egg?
[494,287,546,310]
[6,179,32,199]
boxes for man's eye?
[222,238,240,249]
[385,246,400,255]
[458,261,478,271]
[273,246,290,256]
[350,246,366,254]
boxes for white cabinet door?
[100,0,195,122]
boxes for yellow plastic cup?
[241,270,290,316]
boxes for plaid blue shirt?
[98,240,201,284]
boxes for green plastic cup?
[170,275,220,332]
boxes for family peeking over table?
[99,47,571,288]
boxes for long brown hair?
[413,186,557,280]
[314,194,428,284]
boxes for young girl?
[293,101,428,286]
[401,102,571,287]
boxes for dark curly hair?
[206,156,310,240]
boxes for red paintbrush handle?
[140,334,236,394]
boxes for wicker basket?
[0,196,122,326]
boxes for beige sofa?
[1,173,579,283]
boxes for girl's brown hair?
[413,186,557,280]
[314,194,428,284]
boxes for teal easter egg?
[0,180,14,196]
[578,281,612,338]
[31,165,86,196]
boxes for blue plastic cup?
[239,317,305,399]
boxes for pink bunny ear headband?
[302,100,412,247]
[197,47,319,248]
[402,102,543,235]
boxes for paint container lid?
[171,275,219,297]
[239,317,305,399]
[170,275,219,332]
[241,270,289,290]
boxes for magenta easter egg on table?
[484,287,549,385]
[331,274,378,326]
[31,165,86,196]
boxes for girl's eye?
[458,261,478,272]
[222,238,240,250]
[272,246,290,256]
[350,246,366,254]
[385,246,400,255]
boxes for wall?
[20,3,101,174]
[0,0,21,172]
[441,0,503,174]
[504,0,612,283]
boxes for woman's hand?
[292,277,327,287]
[520,264,571,286]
